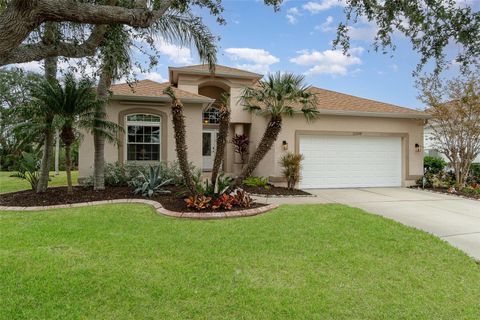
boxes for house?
[78,64,429,189]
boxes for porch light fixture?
[415,143,422,152]
[282,140,288,151]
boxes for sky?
[11,0,480,110]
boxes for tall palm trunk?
[36,22,58,193]
[164,87,196,196]
[211,103,230,187]
[64,143,73,193]
[36,114,54,192]
[93,69,112,190]
[234,116,282,186]
[60,126,75,193]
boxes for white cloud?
[224,48,279,74]
[302,0,346,13]
[153,37,193,64]
[315,16,334,32]
[286,7,300,24]
[290,47,364,76]
[390,64,399,72]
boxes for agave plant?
[131,166,172,197]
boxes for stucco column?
[233,123,244,174]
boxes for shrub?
[10,152,40,190]
[232,133,249,164]
[231,188,253,208]
[461,186,480,195]
[185,195,211,210]
[424,156,447,175]
[84,161,195,187]
[211,193,236,210]
[131,166,172,197]
[243,176,270,189]
[192,171,232,197]
[468,163,480,184]
[280,152,304,190]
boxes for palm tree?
[92,10,217,190]
[233,72,319,186]
[32,74,120,193]
[210,92,230,188]
[163,86,197,196]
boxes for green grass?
[1,204,479,319]
[0,171,78,193]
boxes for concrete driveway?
[256,188,480,260]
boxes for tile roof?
[109,80,212,101]
[308,87,426,117]
[170,64,262,78]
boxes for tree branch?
[0,0,174,65]
[0,25,108,66]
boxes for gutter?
[111,94,215,105]
[318,109,431,119]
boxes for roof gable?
[169,64,262,84]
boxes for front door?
[202,129,218,170]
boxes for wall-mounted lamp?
[415,143,422,152]
[282,140,288,151]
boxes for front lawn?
[1,204,479,319]
[0,171,78,193]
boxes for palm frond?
[154,10,217,70]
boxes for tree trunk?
[54,129,60,175]
[36,22,58,193]
[65,143,73,193]
[233,116,282,186]
[211,104,230,187]
[36,117,54,193]
[170,98,196,196]
[93,69,112,190]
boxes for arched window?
[203,106,220,124]
[126,114,161,161]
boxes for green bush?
[461,187,480,195]
[469,163,480,184]
[242,176,270,189]
[84,161,195,187]
[424,156,447,175]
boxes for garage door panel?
[299,135,402,189]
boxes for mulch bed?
[241,185,312,196]
[412,186,480,200]
[0,186,266,212]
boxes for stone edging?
[250,193,316,198]
[0,199,279,219]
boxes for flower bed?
[411,186,480,201]
[0,186,269,213]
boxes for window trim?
[125,113,162,162]
[118,109,168,164]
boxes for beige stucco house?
[79,64,429,188]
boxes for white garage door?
[299,135,402,189]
